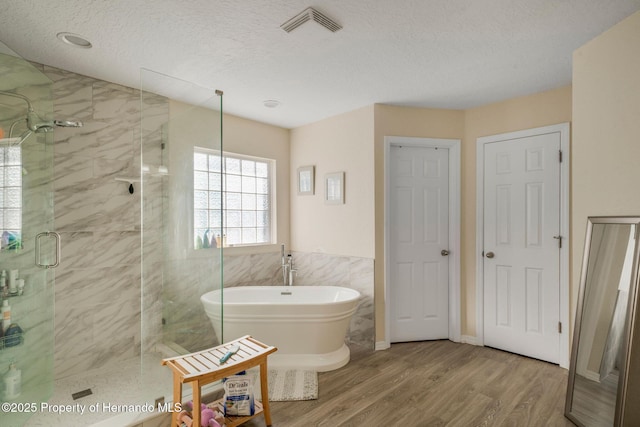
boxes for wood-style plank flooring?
[243,340,576,427]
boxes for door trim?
[384,136,461,347]
[475,122,570,368]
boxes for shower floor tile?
[28,353,172,427]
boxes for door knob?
[441,249,449,256]
[485,251,495,259]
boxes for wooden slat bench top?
[161,335,277,427]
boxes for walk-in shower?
[0,89,83,146]
[0,43,223,424]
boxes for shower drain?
[155,396,165,409]
[71,388,93,400]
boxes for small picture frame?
[325,172,344,205]
[297,165,315,195]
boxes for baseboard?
[461,335,480,346]
[377,338,476,349]
[375,341,390,351]
[577,368,601,383]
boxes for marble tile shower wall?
[224,251,375,350]
[38,64,147,379]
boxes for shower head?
[1,91,83,144]
[5,112,83,147]
[54,119,83,128]
[24,108,83,135]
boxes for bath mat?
[250,369,318,401]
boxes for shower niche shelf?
[115,177,141,194]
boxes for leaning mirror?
[566,216,640,426]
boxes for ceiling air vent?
[280,7,342,33]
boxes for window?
[0,146,22,250]
[194,148,273,249]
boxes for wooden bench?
[162,335,277,427]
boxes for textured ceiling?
[1,0,639,129]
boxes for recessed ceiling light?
[56,32,92,49]
[263,100,281,108]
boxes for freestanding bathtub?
[200,286,361,372]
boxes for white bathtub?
[200,286,361,372]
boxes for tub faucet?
[287,254,297,286]
[281,244,289,286]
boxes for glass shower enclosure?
[0,43,56,426]
[140,69,223,402]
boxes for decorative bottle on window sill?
[202,230,210,249]
[215,234,227,248]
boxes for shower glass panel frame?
[140,69,223,403]
[0,43,55,426]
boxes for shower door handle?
[35,231,61,269]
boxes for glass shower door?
[0,42,56,426]
[140,69,223,404]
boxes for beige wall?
[224,114,291,255]
[462,86,572,335]
[572,10,640,314]
[290,105,375,258]
[571,11,640,422]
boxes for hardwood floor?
[243,340,576,427]
[570,373,617,425]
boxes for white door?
[483,132,561,363]
[390,145,449,342]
